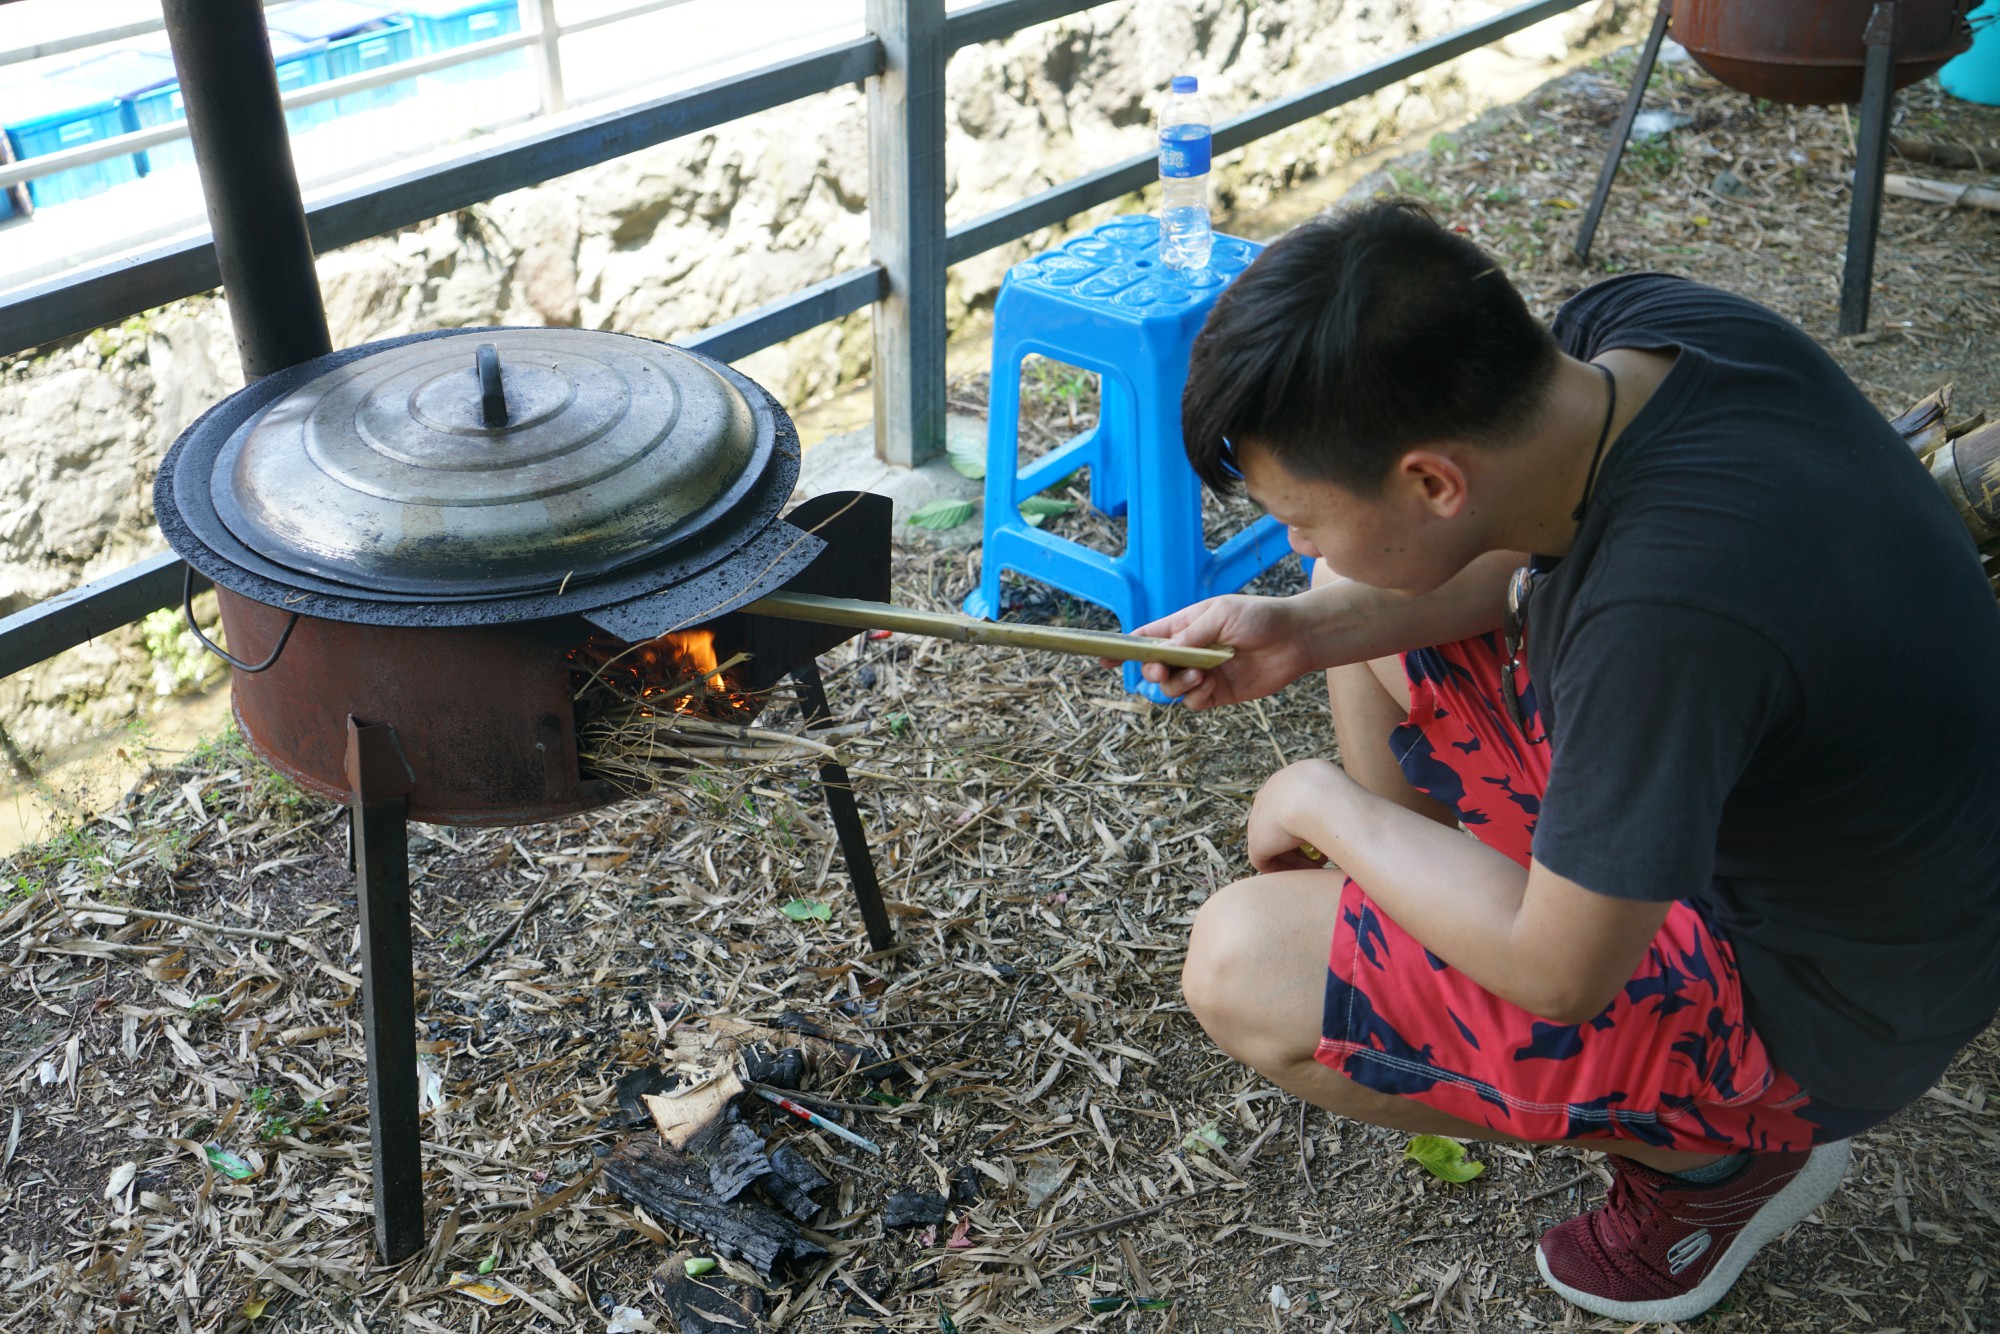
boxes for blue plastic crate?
[129,79,193,172]
[271,32,336,132]
[0,73,146,208]
[270,1,418,115]
[323,20,418,113]
[133,30,335,174]
[267,0,402,40]
[398,0,525,83]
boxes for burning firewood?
[568,630,876,792]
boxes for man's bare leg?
[1182,868,1725,1174]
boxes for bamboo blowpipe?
[742,591,1233,669]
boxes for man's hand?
[1108,594,1310,708]
[1246,759,1350,871]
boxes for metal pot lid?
[212,328,773,596]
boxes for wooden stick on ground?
[1891,135,1996,172]
[1872,172,2000,213]
[742,591,1233,669]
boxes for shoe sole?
[1535,1139,1853,1323]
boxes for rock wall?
[0,0,1629,764]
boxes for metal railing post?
[865,0,946,467]
[527,0,566,115]
[161,0,333,379]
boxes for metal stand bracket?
[1839,2,1899,336]
[345,717,425,1263]
[1575,0,1674,264]
[791,661,895,953]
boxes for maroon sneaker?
[1535,1140,1851,1322]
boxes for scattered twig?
[453,877,563,977]
[1519,1170,1595,1204]
[61,895,302,946]
[1052,1185,1224,1242]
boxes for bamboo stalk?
[742,591,1233,669]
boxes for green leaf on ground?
[204,1143,255,1180]
[1181,1122,1227,1155]
[946,437,986,480]
[1404,1134,1485,1183]
[781,898,832,922]
[1019,495,1075,528]
[907,498,975,531]
[684,1257,717,1277]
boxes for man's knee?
[1181,876,1325,1067]
[1181,880,1256,1032]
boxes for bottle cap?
[1171,75,1198,93]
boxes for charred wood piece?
[695,1119,774,1202]
[652,1256,768,1334]
[605,1138,826,1278]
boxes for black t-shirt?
[1529,273,2000,1112]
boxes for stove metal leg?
[345,717,425,1263]
[1839,2,1898,337]
[1575,0,1674,264]
[791,661,894,953]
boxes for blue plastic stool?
[962,215,1292,700]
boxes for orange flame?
[570,627,753,720]
[673,629,723,690]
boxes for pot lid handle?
[476,342,508,429]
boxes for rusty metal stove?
[154,325,901,1262]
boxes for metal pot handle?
[182,565,300,673]
[476,342,508,428]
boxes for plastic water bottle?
[1158,74,1213,272]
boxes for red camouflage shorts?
[1313,634,1863,1155]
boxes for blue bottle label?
[1159,124,1211,177]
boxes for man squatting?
[1128,202,2000,1321]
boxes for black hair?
[1181,200,1559,494]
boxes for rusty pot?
[1675,0,1974,104]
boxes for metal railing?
[0,0,1593,683]
[0,0,698,192]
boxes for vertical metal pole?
[865,0,947,468]
[160,0,333,380]
[527,0,566,116]
[792,661,895,953]
[1840,3,1898,337]
[345,718,425,1264]
[1574,0,1674,263]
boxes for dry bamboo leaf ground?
[3,49,1999,1334]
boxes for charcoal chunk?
[761,1145,830,1222]
[740,1043,808,1090]
[602,1064,682,1130]
[882,1189,948,1229]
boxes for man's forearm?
[1272,770,1666,1024]
[1297,780,1544,1005]
[1295,550,1521,670]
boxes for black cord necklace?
[1569,362,1619,523]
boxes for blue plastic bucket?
[1941,0,2000,105]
